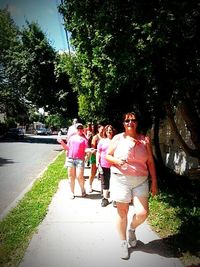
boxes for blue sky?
[0,0,69,51]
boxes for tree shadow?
[154,165,200,260]
[0,157,15,167]
[0,136,59,145]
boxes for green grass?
[0,152,66,267]
[0,154,199,267]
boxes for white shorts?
[110,173,149,203]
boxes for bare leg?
[116,202,129,240]
[68,167,76,194]
[130,196,149,229]
[103,189,109,199]
[76,167,85,194]
[88,163,97,190]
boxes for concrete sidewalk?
[19,167,184,267]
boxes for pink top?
[67,134,88,160]
[111,133,149,177]
[97,138,112,168]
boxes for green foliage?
[0,8,22,118]
[45,114,67,129]
[59,1,200,133]
[54,53,78,118]
[1,9,77,124]
[17,22,58,110]
[0,152,66,267]
[0,8,18,60]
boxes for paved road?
[0,135,62,218]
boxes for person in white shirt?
[67,118,78,141]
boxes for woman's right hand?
[117,158,127,167]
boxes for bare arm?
[96,151,100,167]
[105,134,126,167]
[58,139,68,151]
[146,136,158,197]
[91,135,97,149]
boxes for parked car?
[46,128,52,135]
[35,127,48,135]
[35,127,52,135]
[60,128,67,135]
[4,128,24,140]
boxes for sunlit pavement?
[19,167,184,267]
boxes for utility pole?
[60,0,71,55]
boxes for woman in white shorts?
[106,112,158,259]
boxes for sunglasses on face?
[124,119,137,123]
[77,127,83,130]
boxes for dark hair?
[98,124,104,130]
[123,112,138,122]
[103,124,115,138]
[122,112,143,133]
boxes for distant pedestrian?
[88,124,104,193]
[58,123,88,199]
[106,112,158,259]
[84,122,93,167]
[96,125,115,207]
[67,118,78,141]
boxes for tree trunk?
[179,98,200,152]
[153,116,165,166]
[165,102,200,160]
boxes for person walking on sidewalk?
[57,123,88,199]
[106,112,158,259]
[84,122,94,167]
[66,118,78,141]
[96,124,115,207]
[88,124,104,193]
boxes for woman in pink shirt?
[106,112,158,259]
[58,123,88,199]
[96,125,115,207]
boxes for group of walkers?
[57,112,158,260]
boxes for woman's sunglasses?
[124,119,137,123]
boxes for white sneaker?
[128,229,137,247]
[120,241,129,259]
[69,193,75,199]
[88,188,93,193]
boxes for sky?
[0,0,70,52]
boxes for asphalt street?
[0,135,62,219]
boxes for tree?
[17,22,57,111]
[0,8,29,125]
[59,0,200,161]
[54,52,78,118]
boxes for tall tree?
[59,0,200,161]
[54,52,79,118]
[0,8,28,123]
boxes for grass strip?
[148,192,200,266]
[0,152,66,267]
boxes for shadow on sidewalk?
[130,239,174,258]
